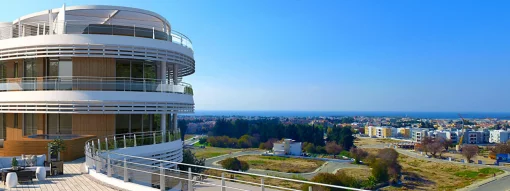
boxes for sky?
[2,0,510,112]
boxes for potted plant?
[11,157,18,170]
[48,138,67,161]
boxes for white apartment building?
[273,139,302,156]
[490,130,510,143]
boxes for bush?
[220,157,250,172]
[325,142,343,155]
[199,137,207,144]
[303,172,363,191]
[179,149,206,173]
[370,160,389,183]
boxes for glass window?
[48,114,72,134]
[0,62,6,79]
[115,114,130,134]
[24,58,36,78]
[47,59,59,76]
[131,61,144,79]
[143,114,151,132]
[116,60,131,78]
[23,114,37,136]
[0,114,5,140]
[131,114,142,132]
[14,62,18,78]
[144,63,157,79]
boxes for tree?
[440,138,453,151]
[199,137,207,144]
[304,142,316,154]
[420,136,434,155]
[350,148,368,164]
[427,141,444,158]
[305,173,343,191]
[325,142,343,155]
[462,145,479,163]
[178,149,206,173]
[492,142,510,154]
[370,160,389,183]
[376,148,402,184]
[220,157,250,172]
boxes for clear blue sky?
[3,0,510,112]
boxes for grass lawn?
[204,169,304,190]
[336,168,372,180]
[382,154,504,191]
[192,147,242,159]
[234,155,325,173]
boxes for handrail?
[0,76,193,95]
[0,21,193,50]
[84,132,369,191]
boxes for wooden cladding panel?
[72,114,115,137]
[72,57,116,77]
[6,113,22,141]
[2,135,95,161]
[4,59,23,78]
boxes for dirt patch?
[233,155,325,173]
[382,154,503,191]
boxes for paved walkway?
[0,158,119,191]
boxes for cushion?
[0,158,12,168]
[36,155,46,166]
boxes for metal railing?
[0,20,193,50]
[84,133,368,191]
[0,76,193,95]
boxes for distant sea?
[189,110,510,119]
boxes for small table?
[2,169,35,184]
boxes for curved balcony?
[0,76,194,95]
[0,20,192,50]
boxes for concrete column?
[172,64,179,85]
[161,114,167,142]
[172,113,178,133]
[160,62,167,84]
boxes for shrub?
[325,142,343,155]
[220,157,250,172]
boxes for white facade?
[273,139,302,156]
[490,130,510,143]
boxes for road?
[204,150,367,179]
[184,135,201,146]
[471,174,510,191]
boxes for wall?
[72,114,115,137]
[2,135,95,161]
[72,57,116,77]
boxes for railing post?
[261,178,264,191]
[113,136,117,149]
[133,25,136,37]
[134,134,137,147]
[107,153,111,177]
[188,167,192,191]
[123,135,126,148]
[221,173,226,191]
[105,137,108,151]
[153,132,156,144]
[152,27,155,39]
[160,163,165,191]
[123,158,128,182]
[98,139,101,151]
[91,141,96,169]
[309,186,312,191]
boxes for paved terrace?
[0,158,283,191]
[0,158,119,191]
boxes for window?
[47,114,72,134]
[14,114,18,128]
[116,59,158,80]
[0,62,5,79]
[14,62,18,78]
[23,114,38,136]
[24,58,36,77]
[0,114,5,140]
[115,114,156,134]
[46,58,59,76]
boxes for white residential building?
[273,139,302,156]
[490,130,510,143]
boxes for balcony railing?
[0,76,193,95]
[0,21,192,50]
[84,132,367,191]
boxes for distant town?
[181,115,510,145]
